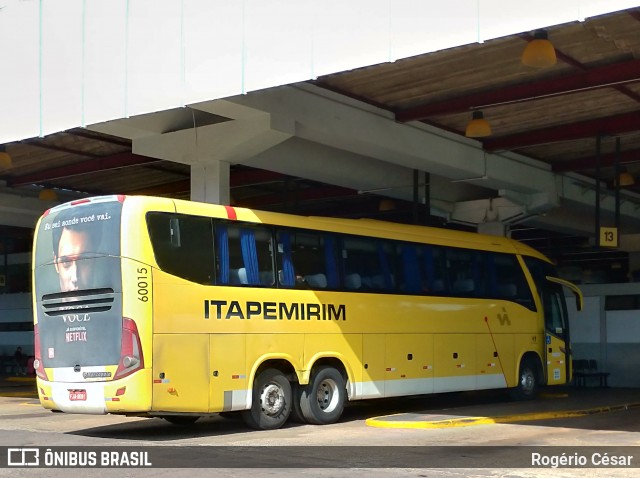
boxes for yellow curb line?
[1,391,38,398]
[365,403,640,429]
[539,392,569,399]
[5,376,36,383]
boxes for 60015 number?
[137,267,149,302]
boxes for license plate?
[69,390,87,401]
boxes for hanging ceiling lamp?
[521,29,557,68]
[617,168,635,187]
[465,111,492,138]
[378,198,396,212]
[0,145,12,169]
[38,188,59,201]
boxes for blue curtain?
[324,235,338,288]
[279,232,296,287]
[215,226,229,284]
[240,229,260,285]
[377,243,393,290]
[401,245,421,294]
[423,246,436,290]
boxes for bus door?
[543,277,583,385]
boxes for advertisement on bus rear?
[33,199,124,371]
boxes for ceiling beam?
[65,128,132,147]
[8,152,160,187]
[395,59,640,121]
[126,179,190,196]
[519,32,640,103]
[21,139,103,158]
[552,148,640,172]
[238,185,359,208]
[231,168,289,187]
[126,168,295,196]
[482,111,640,151]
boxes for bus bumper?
[36,369,152,415]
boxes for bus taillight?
[114,318,144,380]
[33,324,48,381]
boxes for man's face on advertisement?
[54,227,93,292]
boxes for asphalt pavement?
[2,374,639,429]
[366,387,640,429]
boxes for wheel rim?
[520,367,535,395]
[260,382,285,416]
[316,378,340,413]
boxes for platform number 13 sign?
[599,227,618,248]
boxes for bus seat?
[229,268,241,285]
[345,273,362,290]
[305,273,327,288]
[370,274,389,289]
[238,268,249,285]
[453,278,475,294]
[260,270,274,286]
[432,280,445,292]
[496,283,517,297]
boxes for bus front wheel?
[242,368,292,430]
[299,366,346,425]
[510,357,539,401]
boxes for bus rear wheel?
[510,357,539,401]
[242,368,292,430]
[299,366,346,425]
[290,382,307,423]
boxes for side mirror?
[546,276,583,311]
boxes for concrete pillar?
[190,161,231,205]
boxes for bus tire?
[510,357,539,401]
[242,368,292,430]
[290,382,307,423]
[163,416,199,426]
[299,366,346,425]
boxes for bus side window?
[277,230,336,290]
[147,213,215,284]
[446,248,475,298]
[399,244,421,294]
[429,246,448,295]
[342,237,395,292]
[217,224,273,287]
[491,253,536,310]
[276,231,296,288]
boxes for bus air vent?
[41,288,115,316]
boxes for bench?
[573,359,610,388]
[0,355,14,374]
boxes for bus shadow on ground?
[67,388,640,440]
[66,390,513,441]
[67,414,265,441]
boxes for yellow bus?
[32,195,582,430]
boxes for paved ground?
[1,373,640,429]
[366,387,640,429]
[1,375,639,476]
